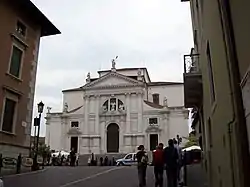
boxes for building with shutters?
[0,0,60,158]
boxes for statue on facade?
[119,104,124,111]
[63,102,68,112]
[110,102,116,111]
[103,105,107,111]
[47,107,52,113]
[86,72,91,83]
[163,97,168,107]
[137,68,142,76]
[111,56,118,70]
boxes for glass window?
[152,94,159,105]
[9,46,23,77]
[2,98,16,133]
[16,21,26,37]
[125,154,132,159]
[149,118,158,125]
[71,121,79,128]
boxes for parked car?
[116,153,137,166]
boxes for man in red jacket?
[153,143,164,187]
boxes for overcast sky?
[31,0,193,136]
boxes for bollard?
[183,150,187,186]
[0,179,4,187]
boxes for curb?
[0,168,47,179]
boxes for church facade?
[45,64,189,154]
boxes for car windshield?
[125,154,132,159]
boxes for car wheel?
[118,162,124,166]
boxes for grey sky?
[31,0,193,136]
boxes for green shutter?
[9,46,22,77]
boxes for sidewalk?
[187,164,208,187]
[0,166,31,177]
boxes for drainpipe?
[216,0,250,187]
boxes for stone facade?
[45,66,189,154]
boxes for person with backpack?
[152,143,165,187]
[164,139,179,187]
[136,145,148,187]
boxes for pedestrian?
[136,145,148,187]
[0,154,3,175]
[112,157,116,166]
[164,139,179,187]
[152,143,164,187]
[100,157,103,166]
[173,139,182,183]
[104,156,108,166]
[16,153,22,174]
[70,148,76,166]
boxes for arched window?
[102,98,125,111]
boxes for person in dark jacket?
[153,143,164,187]
[136,145,148,187]
[164,139,179,187]
[16,153,22,174]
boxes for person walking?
[152,143,165,187]
[16,153,22,174]
[164,139,179,187]
[136,145,148,187]
[173,139,182,183]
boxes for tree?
[183,131,199,148]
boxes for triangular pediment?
[83,72,143,89]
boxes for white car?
[116,153,137,166]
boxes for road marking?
[0,168,47,179]
[60,167,124,187]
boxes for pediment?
[143,100,164,111]
[83,72,143,89]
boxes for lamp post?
[32,101,44,171]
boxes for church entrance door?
[107,123,119,153]
[70,137,78,153]
[150,134,158,151]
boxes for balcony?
[183,52,202,108]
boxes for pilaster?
[137,92,143,133]
[84,95,89,135]
[125,92,131,133]
[95,95,100,135]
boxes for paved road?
[1,164,207,187]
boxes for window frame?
[71,121,79,128]
[152,93,159,105]
[0,92,19,134]
[8,43,25,79]
[149,117,158,125]
[16,20,27,38]
[206,42,216,103]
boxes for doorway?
[70,137,78,153]
[107,123,119,153]
[150,134,158,151]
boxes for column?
[137,92,143,133]
[125,93,131,133]
[84,96,89,135]
[95,95,100,135]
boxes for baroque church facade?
[45,62,189,154]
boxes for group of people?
[136,139,183,187]
[50,149,78,166]
[87,153,116,166]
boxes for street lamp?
[32,101,44,171]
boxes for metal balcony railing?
[184,53,200,74]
